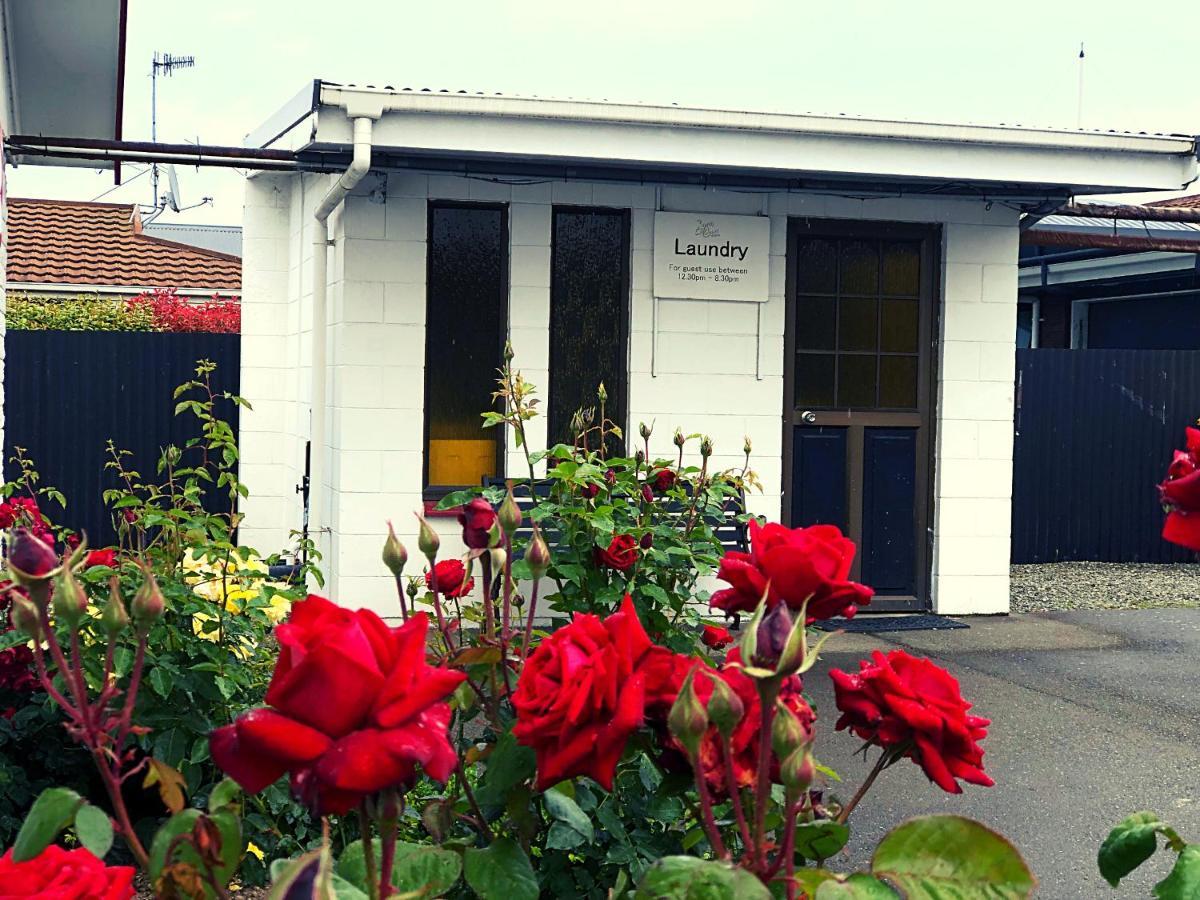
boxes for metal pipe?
[6,135,296,161]
[307,116,374,571]
[1019,230,1200,253]
[1051,201,1200,223]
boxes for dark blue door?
[784,222,937,609]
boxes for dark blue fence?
[1012,349,1200,564]
[3,331,240,548]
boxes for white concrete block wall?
[239,171,1019,616]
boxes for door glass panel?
[882,242,921,296]
[880,299,919,353]
[837,355,876,408]
[797,296,837,351]
[839,240,879,295]
[879,356,919,409]
[796,238,837,293]
[838,297,877,351]
[795,353,835,407]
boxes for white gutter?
[309,112,376,570]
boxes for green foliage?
[1099,811,1193,894]
[11,787,84,861]
[337,839,462,897]
[6,292,157,332]
[634,856,771,899]
[464,836,538,900]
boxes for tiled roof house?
[5,198,241,298]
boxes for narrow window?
[424,203,507,494]
[549,208,630,449]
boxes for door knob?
[800,410,817,424]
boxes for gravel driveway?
[1011,562,1200,612]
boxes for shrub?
[5,292,156,331]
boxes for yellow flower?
[246,842,264,862]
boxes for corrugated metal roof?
[1033,214,1200,236]
[144,223,242,257]
[325,83,1195,139]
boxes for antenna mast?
[1076,42,1085,129]
[150,51,196,209]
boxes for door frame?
[781,218,942,610]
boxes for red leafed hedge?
[125,288,241,333]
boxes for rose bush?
[1159,424,1200,550]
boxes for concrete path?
[802,609,1200,898]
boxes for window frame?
[421,200,510,500]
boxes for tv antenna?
[1076,42,1085,129]
[149,51,196,215]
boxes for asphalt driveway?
[803,609,1200,898]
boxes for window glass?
[549,209,629,449]
[425,204,507,491]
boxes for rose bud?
[581,483,600,500]
[781,746,816,794]
[639,421,653,441]
[52,566,89,628]
[10,594,42,639]
[405,577,420,600]
[131,567,166,629]
[498,485,522,536]
[668,668,709,758]
[527,528,552,579]
[604,468,617,486]
[706,672,745,738]
[701,623,733,649]
[673,428,686,449]
[641,484,654,504]
[503,340,515,364]
[700,435,714,458]
[7,527,60,589]
[753,603,794,671]
[489,547,507,574]
[458,498,498,550]
[597,381,608,405]
[639,532,654,550]
[100,581,130,637]
[382,521,408,577]
[416,513,441,560]
[635,449,645,466]
[772,702,811,761]
[743,435,753,457]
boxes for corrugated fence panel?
[1012,349,1200,564]
[3,332,240,548]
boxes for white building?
[238,81,1198,617]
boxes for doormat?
[814,614,968,633]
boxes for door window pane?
[837,355,877,408]
[797,296,836,350]
[839,240,879,295]
[550,209,629,449]
[795,353,835,407]
[838,297,877,351]
[880,299,919,353]
[425,204,506,491]
[796,238,837,293]
[881,242,921,296]
[879,356,919,409]
[1016,303,1034,348]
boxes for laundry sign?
[653,211,770,302]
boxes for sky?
[10,0,1200,225]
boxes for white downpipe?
[309,115,374,578]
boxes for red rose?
[711,521,872,622]
[1160,426,1200,551]
[595,534,638,572]
[641,484,655,504]
[513,595,689,790]
[700,624,733,649]
[84,548,117,569]
[830,649,993,794]
[652,469,677,492]
[6,527,60,583]
[581,483,601,500]
[662,650,813,797]
[425,559,474,598]
[0,497,44,530]
[457,498,497,550]
[0,845,135,899]
[211,596,465,814]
